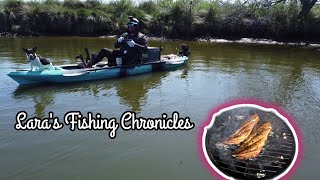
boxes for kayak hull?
[7,56,188,85]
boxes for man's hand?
[118,37,124,43]
[127,40,136,47]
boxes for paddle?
[62,71,90,77]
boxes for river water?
[0,37,319,179]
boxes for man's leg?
[110,50,121,66]
[89,48,117,67]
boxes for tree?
[299,0,318,18]
[244,0,319,18]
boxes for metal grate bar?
[263,150,292,156]
[280,144,294,149]
[231,158,287,165]
[267,147,293,152]
[280,130,292,134]
[283,140,295,144]
[281,141,294,145]
[259,154,290,160]
[219,166,272,177]
[215,160,281,173]
[219,166,255,176]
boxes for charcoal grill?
[205,107,297,179]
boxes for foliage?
[0,0,320,40]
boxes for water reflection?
[12,70,173,115]
[275,61,305,106]
[13,81,116,117]
[114,72,168,112]
[180,64,190,79]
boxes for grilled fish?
[232,122,272,160]
[223,113,260,145]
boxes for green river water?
[0,36,320,179]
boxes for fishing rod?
[179,0,192,57]
[187,0,193,47]
[159,21,164,56]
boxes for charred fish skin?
[223,113,260,145]
[232,122,272,160]
[240,122,272,147]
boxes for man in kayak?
[87,16,147,67]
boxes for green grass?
[0,0,320,40]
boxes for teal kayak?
[7,56,188,85]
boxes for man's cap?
[128,16,139,25]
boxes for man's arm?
[134,36,147,53]
[114,33,127,48]
[114,39,123,48]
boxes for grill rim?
[201,104,300,180]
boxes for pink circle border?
[197,99,304,180]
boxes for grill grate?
[205,108,296,179]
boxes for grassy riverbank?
[1,0,320,42]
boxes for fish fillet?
[232,122,272,160]
[223,113,260,145]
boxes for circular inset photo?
[202,104,299,180]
